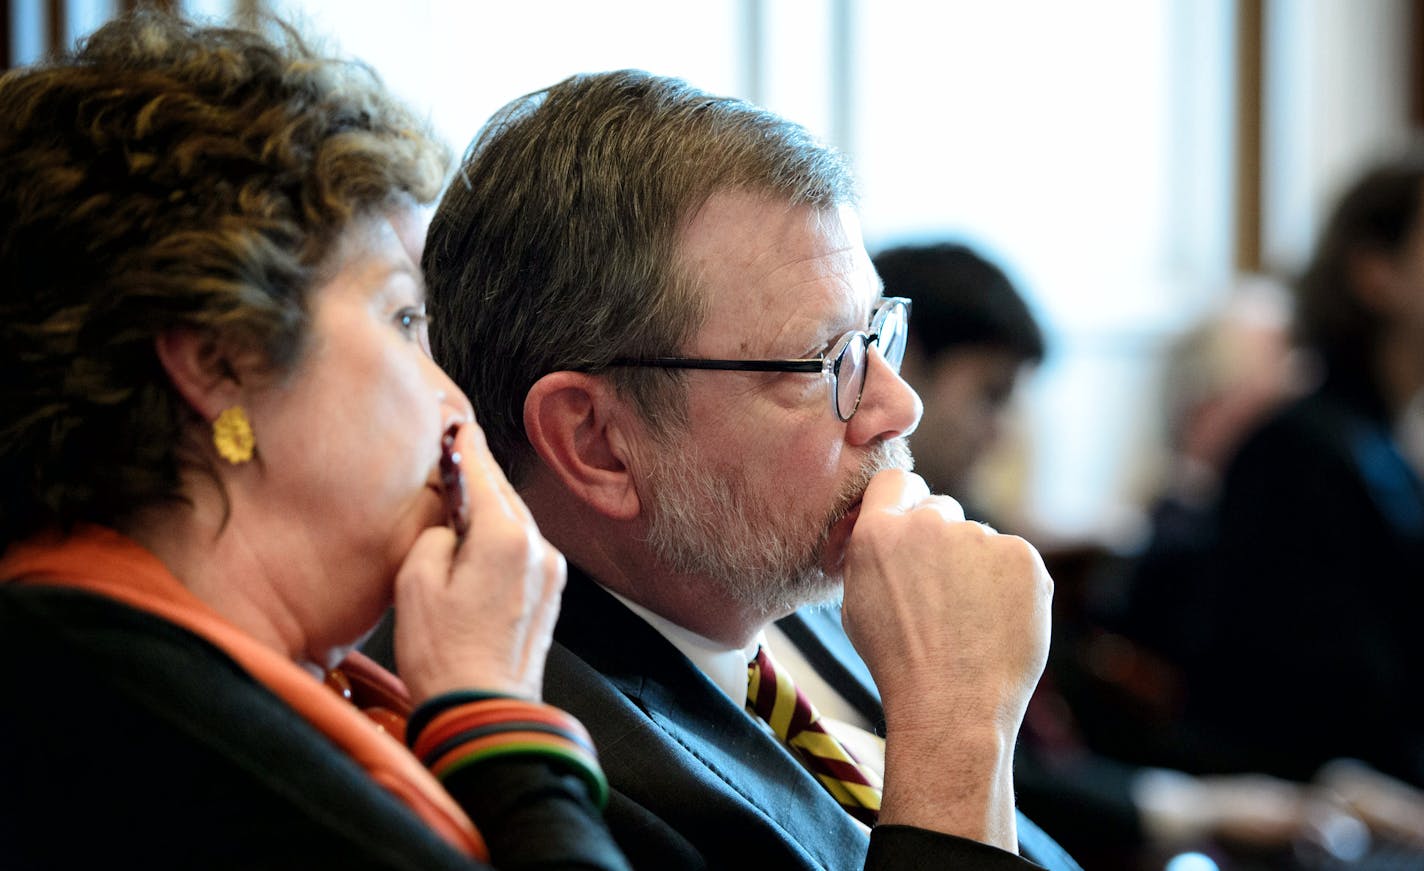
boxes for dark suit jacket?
[544,566,1082,870]
[1189,372,1424,784]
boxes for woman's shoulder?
[0,584,476,869]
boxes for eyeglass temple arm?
[606,357,824,373]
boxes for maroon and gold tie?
[746,645,882,826]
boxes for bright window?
[852,1,1235,536]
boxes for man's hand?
[841,468,1053,852]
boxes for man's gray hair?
[424,70,856,483]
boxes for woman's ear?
[523,371,643,520]
[154,329,242,420]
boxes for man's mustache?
[828,438,914,525]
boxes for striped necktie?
[746,645,882,825]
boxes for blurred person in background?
[874,242,1046,506]
[1112,277,1304,687]
[1188,152,1424,791]
[0,11,628,868]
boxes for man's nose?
[846,347,922,445]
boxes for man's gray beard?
[642,438,914,616]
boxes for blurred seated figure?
[873,240,1387,869]
[874,241,1045,504]
[1156,277,1303,509]
[1188,153,1424,790]
[1113,277,1304,684]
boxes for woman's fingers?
[395,419,566,704]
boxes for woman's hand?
[393,422,566,703]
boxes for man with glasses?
[421,70,1077,870]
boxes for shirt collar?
[604,587,762,705]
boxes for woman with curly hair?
[0,10,628,869]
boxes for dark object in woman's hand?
[439,425,468,538]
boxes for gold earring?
[213,405,255,465]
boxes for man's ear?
[154,329,242,420]
[524,371,643,521]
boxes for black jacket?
[1190,372,1424,784]
[0,584,627,870]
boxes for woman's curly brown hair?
[0,10,449,549]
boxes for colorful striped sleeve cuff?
[408,692,608,809]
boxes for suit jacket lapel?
[551,567,869,868]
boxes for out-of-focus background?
[5,0,1413,548]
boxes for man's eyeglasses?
[607,297,911,422]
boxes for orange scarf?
[0,525,488,860]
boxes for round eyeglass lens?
[834,334,869,420]
[873,302,909,371]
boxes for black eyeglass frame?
[605,296,911,422]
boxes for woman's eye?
[394,306,429,339]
